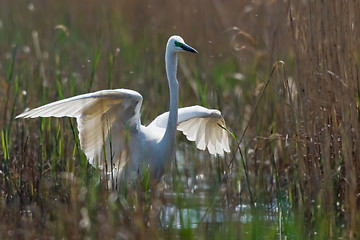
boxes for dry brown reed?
[243,0,360,238]
[288,1,360,237]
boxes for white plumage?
[151,105,230,155]
[16,35,230,185]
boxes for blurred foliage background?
[0,0,359,239]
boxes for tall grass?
[0,0,359,239]
[288,1,360,237]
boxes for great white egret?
[16,35,230,185]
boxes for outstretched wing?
[16,89,143,168]
[149,105,230,155]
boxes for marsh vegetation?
[0,0,359,239]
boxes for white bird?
[16,35,230,186]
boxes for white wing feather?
[150,105,230,155]
[16,89,143,168]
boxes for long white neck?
[160,49,179,161]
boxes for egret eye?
[174,41,183,48]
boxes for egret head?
[167,35,198,54]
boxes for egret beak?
[181,44,198,53]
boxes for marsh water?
[156,149,279,230]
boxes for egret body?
[16,35,230,186]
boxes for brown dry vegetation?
[0,0,359,239]
[287,1,360,236]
